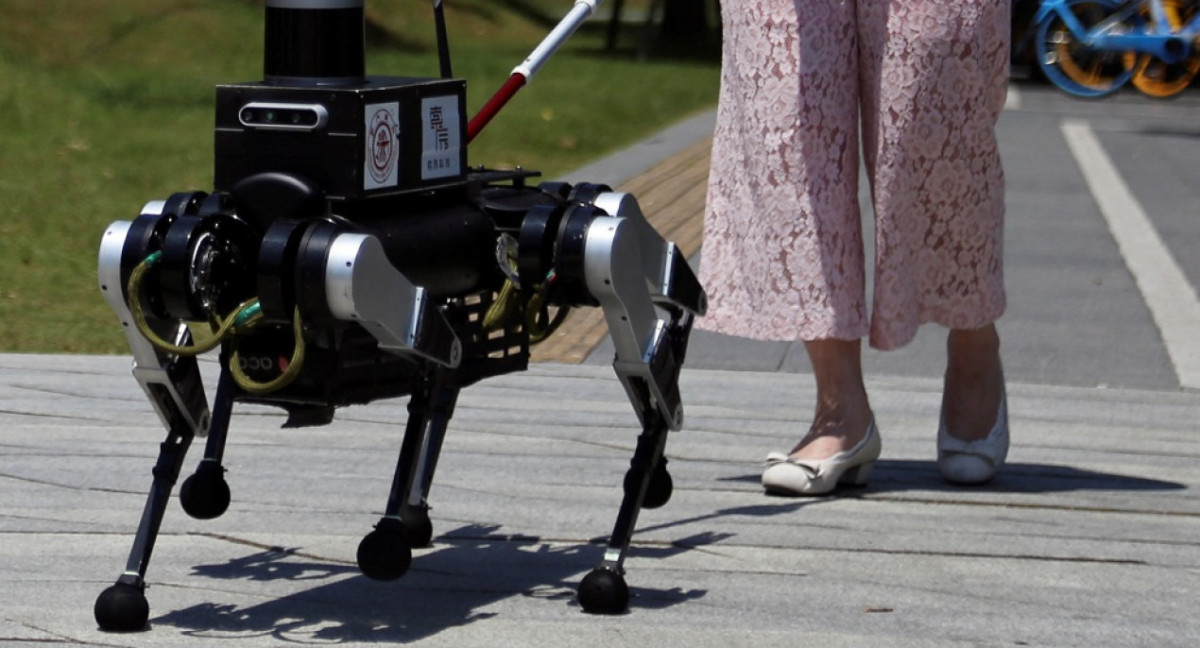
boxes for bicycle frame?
[1037,0,1200,64]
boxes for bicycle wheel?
[1037,0,1135,97]
[1125,0,1200,98]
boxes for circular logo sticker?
[368,107,398,186]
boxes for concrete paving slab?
[2,354,1198,647]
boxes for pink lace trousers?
[699,0,1010,350]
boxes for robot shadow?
[149,523,707,641]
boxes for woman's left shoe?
[937,387,1009,485]
[762,420,882,496]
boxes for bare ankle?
[947,325,999,370]
[795,338,873,458]
[790,401,873,459]
[943,325,1003,441]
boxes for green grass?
[0,0,718,353]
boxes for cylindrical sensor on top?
[263,0,366,85]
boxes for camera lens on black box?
[238,103,329,131]
[239,109,266,124]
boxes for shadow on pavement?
[721,460,1184,495]
[150,523,706,641]
[869,460,1186,494]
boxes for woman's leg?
[789,338,874,459]
[854,0,1011,483]
[858,0,1011,350]
[700,0,869,343]
[764,336,880,495]
[943,324,1004,440]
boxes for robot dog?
[93,0,706,632]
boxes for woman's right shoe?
[937,387,1009,485]
[761,421,882,496]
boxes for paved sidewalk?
[2,353,1198,647]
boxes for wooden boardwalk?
[530,138,712,363]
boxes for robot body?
[94,0,706,631]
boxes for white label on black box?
[365,102,400,190]
[421,96,460,180]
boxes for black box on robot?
[214,77,469,202]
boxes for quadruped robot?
[93,0,706,632]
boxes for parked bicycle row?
[1012,0,1200,98]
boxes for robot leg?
[94,209,216,632]
[357,370,460,581]
[177,367,238,521]
[556,192,705,614]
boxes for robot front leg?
[177,367,238,521]
[550,192,705,614]
[92,417,194,632]
[357,370,460,581]
[92,371,238,633]
[95,217,217,632]
[96,204,467,627]
[578,392,675,614]
[312,229,467,580]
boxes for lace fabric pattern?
[699,0,1010,350]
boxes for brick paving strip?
[530,138,713,363]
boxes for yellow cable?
[228,307,306,396]
[127,252,305,395]
[127,254,259,356]
[482,279,520,331]
[527,290,570,343]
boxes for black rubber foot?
[578,567,630,615]
[180,463,231,520]
[625,464,673,510]
[94,583,149,632]
[644,467,673,509]
[356,518,413,581]
[401,508,434,548]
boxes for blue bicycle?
[1036,0,1200,97]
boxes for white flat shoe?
[762,421,882,496]
[937,388,1009,485]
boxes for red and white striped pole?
[467,0,605,142]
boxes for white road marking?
[1061,119,1200,389]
